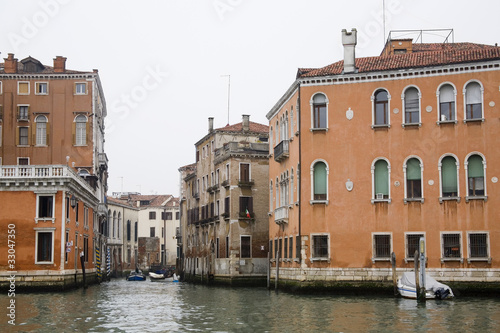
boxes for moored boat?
[397,272,453,299]
[126,270,146,281]
[149,272,166,280]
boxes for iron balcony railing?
[274,140,289,162]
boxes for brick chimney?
[53,56,67,73]
[341,28,357,74]
[208,117,214,133]
[3,53,18,74]
[242,114,250,132]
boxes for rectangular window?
[19,127,29,146]
[442,233,461,259]
[75,82,86,95]
[216,237,220,258]
[84,206,89,229]
[150,227,155,237]
[278,238,282,260]
[406,233,424,259]
[18,82,29,95]
[269,239,273,259]
[224,197,230,216]
[175,212,180,220]
[240,163,250,182]
[65,231,69,262]
[239,196,253,217]
[149,211,156,220]
[373,234,391,259]
[36,230,53,263]
[241,236,251,258]
[313,104,327,128]
[289,236,293,259]
[127,221,131,241]
[38,195,54,218]
[134,222,138,241]
[225,236,229,258]
[18,105,29,121]
[468,233,488,259]
[283,237,288,259]
[296,235,300,260]
[312,235,328,259]
[83,236,89,263]
[35,82,48,95]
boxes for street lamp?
[70,194,77,209]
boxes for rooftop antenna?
[221,74,231,125]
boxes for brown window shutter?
[31,124,35,145]
[15,127,19,146]
[46,122,50,146]
[86,121,90,145]
[72,121,76,145]
[16,106,20,120]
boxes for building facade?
[181,115,269,284]
[107,196,139,276]
[0,54,108,289]
[267,30,500,287]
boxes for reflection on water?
[1,279,499,332]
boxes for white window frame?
[466,231,491,263]
[0,81,3,94]
[403,156,424,203]
[35,115,48,146]
[17,81,30,95]
[404,232,425,262]
[401,85,422,127]
[240,235,252,259]
[310,92,329,131]
[436,82,457,124]
[17,104,29,121]
[464,152,487,202]
[34,227,55,264]
[438,153,460,203]
[35,82,49,95]
[371,157,391,203]
[371,88,391,128]
[440,231,463,263]
[17,157,30,165]
[310,159,329,204]
[462,80,484,122]
[310,233,330,262]
[371,232,392,262]
[75,114,87,146]
[75,82,87,95]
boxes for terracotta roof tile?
[216,121,269,134]
[298,43,500,78]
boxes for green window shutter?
[468,155,484,178]
[374,160,389,195]
[313,162,327,195]
[442,157,457,193]
[406,158,421,180]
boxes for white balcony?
[274,206,288,224]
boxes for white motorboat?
[397,272,454,299]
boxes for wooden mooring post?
[275,250,279,290]
[414,250,419,299]
[267,252,270,289]
[391,252,397,296]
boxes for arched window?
[35,115,48,146]
[74,115,87,146]
[269,126,273,150]
[127,220,131,241]
[112,211,116,238]
[269,181,273,211]
[373,89,389,126]
[290,110,294,137]
[466,154,485,197]
[117,212,121,239]
[312,94,327,129]
[290,168,294,204]
[439,84,456,122]
[465,81,482,120]
[404,87,420,124]
[285,111,289,140]
[405,158,422,199]
[275,121,279,144]
[275,177,279,210]
[441,156,458,197]
[373,159,389,200]
[312,161,327,201]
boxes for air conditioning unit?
[376,193,384,200]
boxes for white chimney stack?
[208,117,214,133]
[342,28,357,74]
[242,114,250,131]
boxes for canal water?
[1,279,500,332]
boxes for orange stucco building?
[0,54,108,290]
[267,30,500,287]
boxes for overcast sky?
[1,0,499,196]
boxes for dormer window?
[21,57,44,73]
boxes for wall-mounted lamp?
[70,195,77,208]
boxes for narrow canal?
[1,279,500,332]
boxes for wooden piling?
[391,252,397,296]
[267,252,270,289]
[275,250,279,290]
